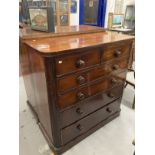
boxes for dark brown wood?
[55,49,100,76]
[30,98,120,155]
[57,56,129,93]
[57,71,126,109]
[23,29,134,55]
[19,26,134,155]
[58,111,120,154]
[20,46,53,143]
[60,85,124,127]
[101,43,131,63]
[61,99,121,145]
[128,41,135,69]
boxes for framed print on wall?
[60,15,68,25]
[29,6,55,32]
[71,0,77,13]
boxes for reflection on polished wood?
[20,25,105,40]
[19,25,135,155]
[23,31,134,54]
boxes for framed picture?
[108,13,124,28]
[29,6,55,32]
[59,0,68,13]
[60,15,68,26]
[71,0,77,13]
[112,14,124,27]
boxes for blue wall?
[79,0,107,27]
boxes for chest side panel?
[20,44,53,142]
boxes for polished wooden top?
[24,30,134,55]
[20,25,105,40]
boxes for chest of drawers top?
[23,30,134,55]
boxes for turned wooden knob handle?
[107,92,115,98]
[76,60,85,68]
[77,76,85,84]
[76,124,84,131]
[113,64,119,70]
[77,92,85,100]
[111,78,118,84]
[76,108,83,114]
[106,107,113,113]
[114,50,121,57]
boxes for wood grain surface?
[23,30,134,54]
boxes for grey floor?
[19,72,135,155]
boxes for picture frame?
[60,15,68,26]
[29,6,55,32]
[112,14,124,28]
[59,0,68,13]
[71,0,77,13]
[108,13,124,28]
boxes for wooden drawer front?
[55,49,100,76]
[57,56,128,93]
[57,72,126,109]
[61,85,124,127]
[90,56,129,80]
[101,44,131,63]
[61,99,121,145]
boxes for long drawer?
[57,72,126,109]
[57,56,129,93]
[60,85,124,127]
[55,49,100,77]
[61,99,121,145]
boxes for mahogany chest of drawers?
[20,26,134,155]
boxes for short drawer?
[57,72,126,109]
[60,85,124,127]
[61,99,121,145]
[101,43,131,63]
[55,49,100,76]
[57,56,129,92]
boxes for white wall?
[104,0,135,28]
[123,0,135,12]
[70,0,79,26]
